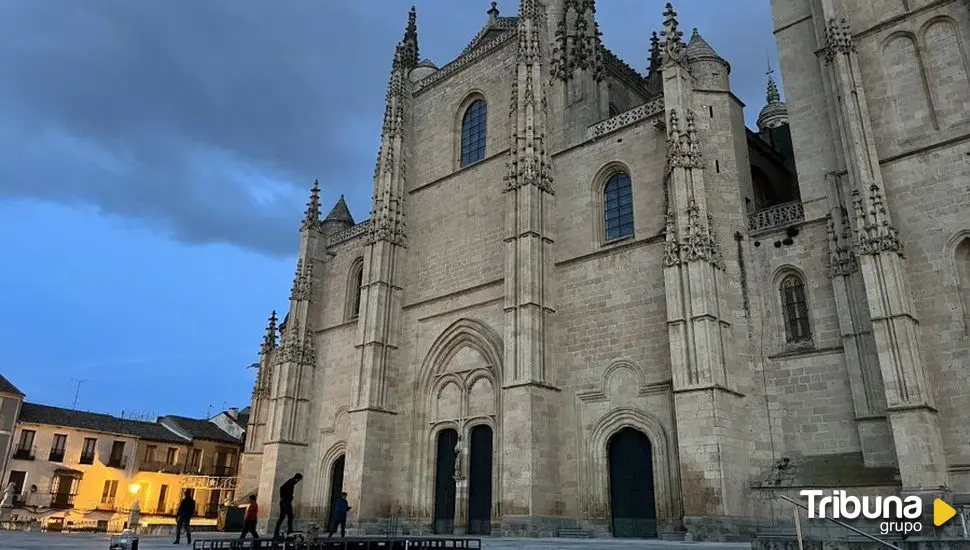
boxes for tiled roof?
[18,403,187,444]
[0,374,24,396]
[162,415,242,445]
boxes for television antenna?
[70,379,87,410]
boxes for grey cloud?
[0,0,777,257]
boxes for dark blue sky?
[0,0,780,418]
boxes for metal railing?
[107,455,128,469]
[48,449,65,462]
[779,494,901,550]
[138,459,183,474]
[79,453,95,465]
[49,492,76,509]
[12,444,36,460]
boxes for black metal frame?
[193,538,482,549]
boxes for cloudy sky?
[0,0,781,419]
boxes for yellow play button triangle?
[934,498,956,526]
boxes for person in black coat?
[273,473,302,539]
[173,490,195,544]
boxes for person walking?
[328,492,351,538]
[173,490,195,544]
[273,473,302,539]
[239,494,259,540]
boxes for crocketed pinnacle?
[660,3,685,66]
[648,31,661,74]
[395,6,419,71]
[261,310,278,354]
[301,180,321,230]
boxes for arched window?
[779,274,811,344]
[460,99,487,167]
[608,102,620,117]
[603,172,634,242]
[346,259,364,320]
[955,237,970,332]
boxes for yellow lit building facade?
[2,401,243,533]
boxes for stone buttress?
[657,3,751,535]
[255,182,323,532]
[813,1,948,500]
[341,7,417,525]
[498,0,562,535]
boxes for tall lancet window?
[603,172,634,241]
[346,258,364,321]
[460,99,487,167]
[780,274,812,344]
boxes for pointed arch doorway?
[326,455,345,531]
[608,427,658,538]
[433,429,458,534]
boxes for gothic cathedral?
[238,0,970,541]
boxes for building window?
[14,429,35,459]
[460,99,487,167]
[166,447,178,466]
[346,258,364,320]
[191,448,202,470]
[49,434,66,462]
[80,437,97,465]
[603,171,635,242]
[100,479,118,507]
[609,102,620,117]
[145,445,157,464]
[956,237,970,332]
[780,274,812,344]
[108,441,126,468]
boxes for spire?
[395,6,419,72]
[261,311,278,354]
[757,59,789,131]
[300,180,321,231]
[323,195,355,226]
[685,28,725,65]
[766,61,781,104]
[660,3,685,67]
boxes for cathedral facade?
[238,0,970,541]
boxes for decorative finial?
[301,180,321,230]
[660,3,685,66]
[261,311,278,353]
[488,1,499,21]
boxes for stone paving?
[0,531,753,550]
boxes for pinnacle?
[685,27,722,62]
[487,1,499,21]
[301,180,321,230]
[397,6,419,70]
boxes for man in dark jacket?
[273,473,302,539]
[328,492,351,538]
[173,490,195,544]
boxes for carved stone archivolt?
[409,318,504,519]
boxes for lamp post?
[127,483,141,533]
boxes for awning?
[53,468,84,478]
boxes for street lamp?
[127,483,141,533]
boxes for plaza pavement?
[0,531,753,550]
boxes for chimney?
[228,408,239,419]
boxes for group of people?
[170,473,352,544]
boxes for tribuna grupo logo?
[801,490,924,535]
